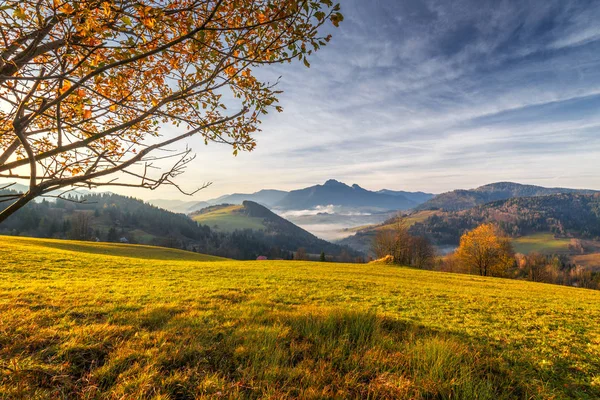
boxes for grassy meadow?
[191,205,265,232]
[511,233,573,255]
[1,236,600,399]
[345,210,440,234]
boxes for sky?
[38,0,600,200]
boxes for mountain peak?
[323,179,346,187]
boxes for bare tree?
[295,247,307,261]
[371,215,434,268]
[372,215,410,262]
[69,211,91,240]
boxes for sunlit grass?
[512,233,572,254]
[191,205,265,232]
[1,235,599,399]
[346,210,440,233]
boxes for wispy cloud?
[111,0,600,199]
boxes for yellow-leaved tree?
[455,223,515,277]
[0,0,343,223]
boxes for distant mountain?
[206,189,288,207]
[275,179,416,211]
[417,182,599,211]
[0,182,102,198]
[0,183,28,192]
[377,189,434,205]
[148,199,210,214]
[191,201,360,257]
[150,189,289,214]
[137,183,433,216]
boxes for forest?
[0,190,357,261]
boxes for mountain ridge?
[417,181,599,211]
[275,179,417,211]
[191,200,360,257]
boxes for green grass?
[1,235,600,399]
[512,233,572,255]
[347,210,440,233]
[0,236,226,261]
[191,205,265,232]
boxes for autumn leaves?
[0,1,342,222]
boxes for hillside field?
[1,236,600,399]
[344,210,440,234]
[191,205,266,232]
[511,233,573,255]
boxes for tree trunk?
[0,191,38,224]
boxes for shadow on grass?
[24,239,222,261]
[2,307,594,399]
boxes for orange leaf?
[59,80,72,95]
[59,3,75,15]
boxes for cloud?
[76,0,600,200]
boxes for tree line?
[0,190,356,261]
[372,218,599,290]
[410,194,600,245]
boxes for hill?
[0,190,348,260]
[206,189,288,207]
[2,236,600,398]
[1,236,226,261]
[147,199,210,214]
[417,182,599,211]
[150,189,289,214]
[275,179,416,211]
[411,193,600,246]
[377,189,435,204]
[341,194,600,261]
[191,201,360,258]
[338,210,440,255]
[191,204,266,232]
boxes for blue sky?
[148,0,600,199]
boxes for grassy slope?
[374,210,439,231]
[191,205,265,232]
[1,236,599,399]
[511,233,572,255]
[345,210,439,234]
[0,236,226,261]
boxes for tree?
[69,211,91,240]
[106,226,118,242]
[410,235,435,269]
[455,224,515,277]
[520,252,548,282]
[0,0,343,223]
[319,251,326,262]
[371,215,435,268]
[372,215,410,263]
[295,247,307,261]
